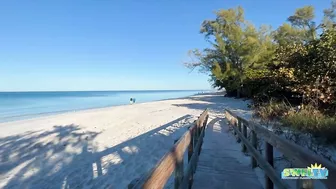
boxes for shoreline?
[0,93,228,136]
[1,92,248,189]
[0,92,212,125]
[0,89,206,93]
[1,93,232,188]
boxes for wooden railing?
[225,109,336,189]
[129,109,209,189]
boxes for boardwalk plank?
[192,117,263,189]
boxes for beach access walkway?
[191,116,262,189]
[130,107,336,189]
[130,110,263,189]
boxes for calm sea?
[0,90,203,123]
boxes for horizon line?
[0,89,213,93]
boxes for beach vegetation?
[186,1,336,142]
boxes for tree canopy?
[186,1,336,110]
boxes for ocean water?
[0,90,203,123]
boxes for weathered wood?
[180,125,206,189]
[199,114,208,155]
[132,109,208,189]
[265,142,274,189]
[242,122,247,153]
[174,139,184,189]
[195,119,200,140]
[187,129,194,189]
[251,130,258,168]
[296,179,314,189]
[194,120,199,140]
[203,114,208,129]
[237,119,242,143]
[248,121,336,187]
[225,109,336,189]
[192,128,196,171]
[180,113,208,189]
[132,130,191,189]
[230,123,289,189]
[188,130,194,162]
[192,121,263,189]
[232,120,237,135]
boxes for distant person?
[130,98,133,104]
[133,98,136,103]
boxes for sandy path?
[0,93,250,189]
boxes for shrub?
[254,99,292,121]
[282,105,336,143]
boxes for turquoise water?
[0,90,202,123]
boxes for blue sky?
[0,0,332,91]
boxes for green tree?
[323,1,336,29]
[186,6,274,97]
[273,2,336,46]
[272,27,336,108]
[273,6,317,46]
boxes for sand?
[0,93,252,189]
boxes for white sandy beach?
[2,92,333,189]
[0,93,252,189]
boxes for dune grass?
[254,100,336,143]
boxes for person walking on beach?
[130,98,133,104]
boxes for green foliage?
[273,6,317,47]
[185,2,336,142]
[272,28,336,106]
[254,100,292,121]
[288,6,317,40]
[254,100,336,143]
[272,23,306,46]
[323,1,336,29]
[186,6,274,96]
[282,105,336,143]
[186,2,336,106]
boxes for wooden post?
[233,120,237,136]
[265,142,274,189]
[192,128,196,151]
[192,129,197,175]
[196,120,200,139]
[242,122,247,153]
[199,119,202,135]
[196,120,202,156]
[193,121,198,152]
[188,129,194,188]
[197,120,203,156]
[251,130,258,168]
[237,119,242,143]
[188,130,194,162]
[296,180,314,189]
[202,115,208,131]
[199,115,208,153]
[199,120,203,136]
[174,139,184,189]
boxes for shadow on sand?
[0,115,194,189]
[173,94,252,119]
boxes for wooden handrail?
[130,109,209,189]
[225,109,336,189]
[179,113,208,189]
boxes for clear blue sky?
[0,0,332,91]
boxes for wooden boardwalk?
[130,109,336,189]
[192,117,263,189]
